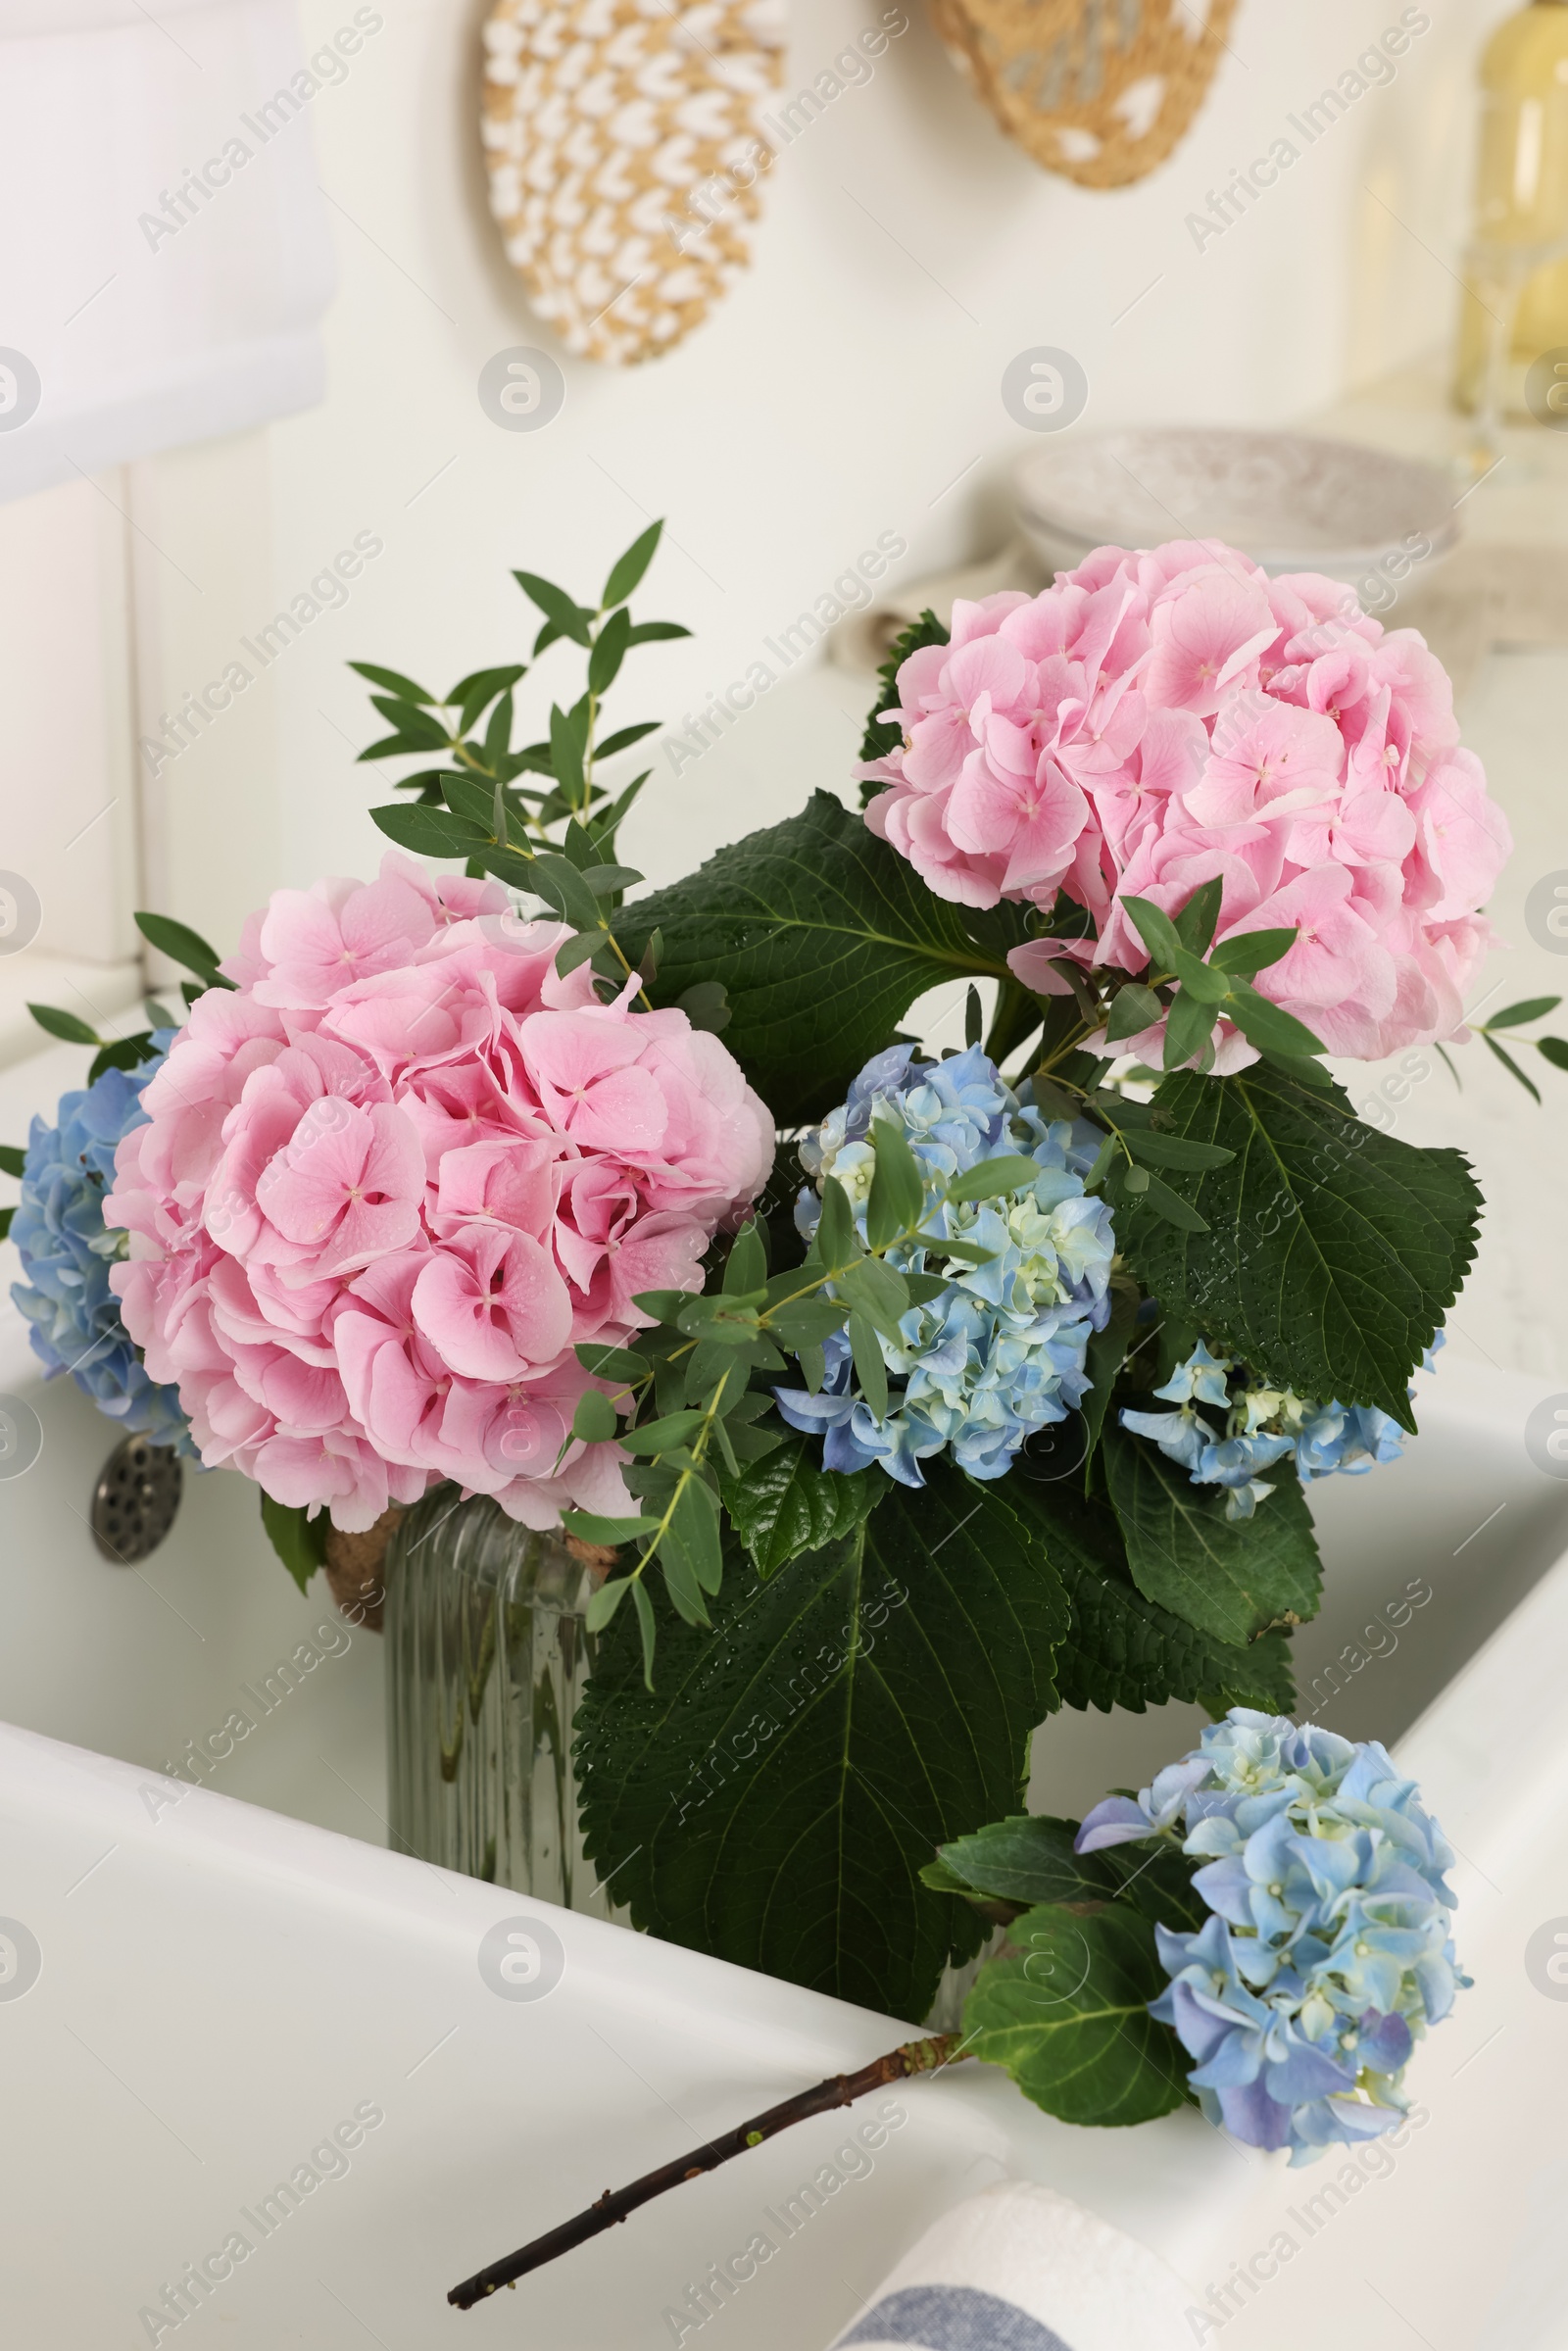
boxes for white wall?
[113,0,1508,951]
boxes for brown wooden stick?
[447,2032,967,2311]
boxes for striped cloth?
[827,2181,1196,2351]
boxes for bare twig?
[447,2033,966,2309]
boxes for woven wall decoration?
[928,0,1239,189]
[481,0,785,367]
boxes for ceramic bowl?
[1014,427,1458,591]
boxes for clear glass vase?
[384,1485,623,1919]
[384,1486,995,2021]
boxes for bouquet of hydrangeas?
[8,523,1546,2165]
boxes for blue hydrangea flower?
[1119,1338,1438,1520]
[9,1041,194,1453]
[774,1045,1116,1487]
[1076,1708,1466,2163]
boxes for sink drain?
[90,1435,182,1564]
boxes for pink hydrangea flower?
[105,853,774,1532]
[860,542,1512,1067]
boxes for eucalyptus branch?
[447,2034,966,2310]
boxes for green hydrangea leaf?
[983,1476,1297,1717]
[931,1814,1208,1937]
[1115,1065,1481,1428]
[613,793,1019,1126]
[718,1430,885,1576]
[962,1901,1190,2126]
[574,1463,1068,2020]
[858,610,949,775]
[1102,1421,1321,1647]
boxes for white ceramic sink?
[6,1024,1568,2347]
[3,1432,1567,2351]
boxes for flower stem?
[446,2033,967,2309]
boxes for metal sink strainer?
[90,1435,182,1565]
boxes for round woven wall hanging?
[481,0,785,367]
[929,0,1239,188]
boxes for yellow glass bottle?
[1454,0,1568,417]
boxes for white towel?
[0,0,340,504]
[826,2180,1197,2351]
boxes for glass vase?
[384,1485,623,1919]
[384,1486,996,2022]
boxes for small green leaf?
[1170,945,1230,1004]
[370,802,491,859]
[28,1004,99,1046]
[835,1256,909,1347]
[1120,894,1182,973]
[1103,984,1163,1044]
[723,1220,767,1296]
[0,1145,24,1178]
[846,1308,888,1420]
[260,1493,329,1596]
[554,932,604,978]
[513,570,593,646]
[815,1172,858,1270]
[618,1578,655,1689]
[866,1113,926,1249]
[1207,926,1298,978]
[1161,989,1219,1072]
[564,1510,661,1545]
[767,1298,848,1349]
[1173,875,1223,956]
[1484,995,1562,1030]
[671,1477,723,1594]
[602,520,664,609]
[0,1205,12,1241]
[964,983,983,1049]
[1120,1130,1234,1171]
[597,720,661,761]
[945,1153,1042,1205]
[1483,1030,1542,1102]
[581,864,643,898]
[548,703,586,805]
[531,851,603,931]
[924,1237,998,1267]
[620,1409,710,1456]
[452,663,526,734]
[585,1576,634,1633]
[87,1033,157,1084]
[1135,1171,1210,1232]
[1538,1036,1568,1072]
[623,619,692,646]
[630,1288,694,1326]
[482,688,514,771]
[1226,983,1325,1060]
[572,1390,621,1444]
[348,660,435,704]
[658,1532,711,1629]
[588,605,633,697]
[133,911,234,991]
[368,696,450,752]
